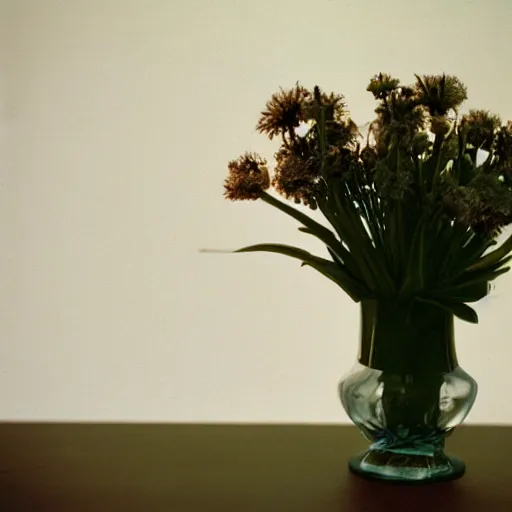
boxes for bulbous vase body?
[339,300,478,483]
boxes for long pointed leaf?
[455,234,495,274]
[400,216,428,295]
[462,257,512,282]
[328,181,395,294]
[300,262,362,302]
[428,281,489,303]
[235,243,365,301]
[466,233,512,272]
[417,297,479,324]
[260,192,335,243]
[431,263,510,302]
[260,191,355,269]
[437,223,475,280]
[317,192,379,291]
[298,226,364,282]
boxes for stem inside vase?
[359,299,457,451]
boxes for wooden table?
[0,423,510,511]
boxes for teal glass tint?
[339,300,478,483]
[339,364,477,482]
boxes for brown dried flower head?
[305,87,347,124]
[415,74,468,116]
[224,152,270,201]
[442,172,512,235]
[366,73,401,100]
[272,148,320,209]
[494,124,512,164]
[256,84,311,140]
[460,110,501,152]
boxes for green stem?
[359,300,457,374]
[380,373,445,436]
[359,300,457,439]
[431,135,444,190]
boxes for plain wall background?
[1,0,512,423]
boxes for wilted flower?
[367,73,401,100]
[442,173,512,234]
[493,123,512,166]
[222,72,512,321]
[415,74,467,116]
[224,152,270,201]
[373,156,413,199]
[305,86,347,124]
[325,118,360,149]
[460,110,501,151]
[442,185,478,227]
[371,86,425,153]
[470,173,512,234]
[256,84,311,140]
[272,148,319,209]
[359,145,378,172]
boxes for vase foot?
[348,450,465,484]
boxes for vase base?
[348,451,465,484]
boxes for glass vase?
[339,299,478,483]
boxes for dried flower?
[323,146,365,183]
[493,123,512,166]
[224,152,270,201]
[374,152,413,199]
[272,148,319,209]
[360,145,378,172]
[256,84,311,140]
[442,173,512,234]
[325,118,360,149]
[371,86,426,153]
[460,110,501,152]
[415,74,467,116]
[222,73,512,322]
[471,173,512,234]
[304,87,347,124]
[367,73,401,100]
[442,185,478,227]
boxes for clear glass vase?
[339,300,478,483]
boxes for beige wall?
[1,0,512,422]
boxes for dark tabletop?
[0,423,510,511]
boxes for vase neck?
[358,300,458,374]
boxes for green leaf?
[260,192,335,243]
[417,297,479,324]
[431,264,510,302]
[436,258,510,300]
[437,223,475,280]
[325,181,396,294]
[234,243,365,302]
[298,227,364,282]
[300,262,362,302]
[457,154,477,186]
[466,233,512,272]
[464,257,512,280]
[260,191,387,295]
[317,192,379,292]
[260,191,356,267]
[400,216,428,295]
[428,280,489,303]
[455,234,495,274]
